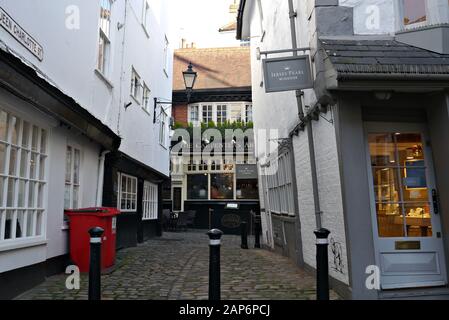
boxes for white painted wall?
[0,0,173,272]
[339,0,449,35]
[0,0,173,176]
[245,0,350,284]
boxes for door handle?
[432,189,440,215]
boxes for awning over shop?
[319,37,449,92]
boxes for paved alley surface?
[17,231,339,300]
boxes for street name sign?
[0,7,43,61]
[263,55,313,93]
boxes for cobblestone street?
[17,231,339,300]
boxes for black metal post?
[314,228,331,300]
[240,221,248,249]
[254,217,261,249]
[207,229,223,301]
[88,227,104,300]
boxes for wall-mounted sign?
[236,164,258,179]
[263,55,313,93]
[0,7,43,61]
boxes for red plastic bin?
[65,207,120,273]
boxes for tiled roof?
[320,38,449,75]
[173,47,251,91]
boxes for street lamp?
[154,62,198,123]
[183,62,197,102]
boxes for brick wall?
[292,107,350,285]
[173,104,188,126]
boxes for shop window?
[64,145,81,210]
[118,173,137,212]
[0,109,47,243]
[368,133,432,238]
[142,181,158,220]
[211,173,234,200]
[403,0,427,26]
[187,174,208,200]
[236,179,259,200]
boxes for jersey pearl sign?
[0,7,43,61]
[262,55,313,93]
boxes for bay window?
[187,174,208,200]
[211,173,234,200]
[0,109,47,243]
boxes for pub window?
[217,105,227,125]
[187,174,208,200]
[236,179,259,200]
[118,173,137,212]
[245,104,253,123]
[202,105,213,124]
[189,105,199,125]
[230,104,243,123]
[403,0,427,27]
[211,173,234,200]
[0,109,48,243]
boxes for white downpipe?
[96,150,110,206]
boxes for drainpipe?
[96,150,110,206]
[288,0,322,229]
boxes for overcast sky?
[167,0,237,48]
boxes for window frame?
[400,0,428,29]
[142,181,158,220]
[130,67,142,104]
[64,144,82,212]
[97,0,112,77]
[159,108,168,147]
[142,83,151,114]
[0,109,48,247]
[117,173,138,213]
[188,105,200,126]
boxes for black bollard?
[240,221,248,249]
[314,228,331,300]
[88,227,104,300]
[207,229,223,301]
[254,217,261,249]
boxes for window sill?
[0,238,47,253]
[94,69,114,89]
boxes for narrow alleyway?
[17,231,339,300]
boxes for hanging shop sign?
[0,7,43,61]
[236,164,258,179]
[263,55,313,93]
